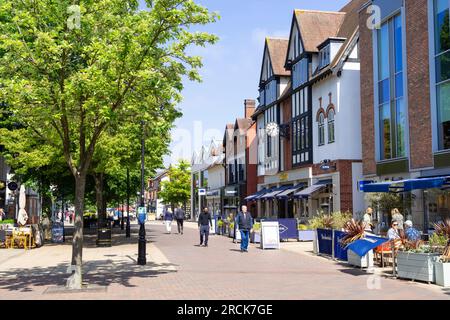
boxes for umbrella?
[17,185,28,226]
[345,236,389,257]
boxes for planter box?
[434,261,450,287]
[347,249,374,268]
[298,230,315,242]
[251,231,261,243]
[397,252,439,283]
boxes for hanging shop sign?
[7,181,18,191]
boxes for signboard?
[358,180,375,192]
[317,228,333,256]
[7,182,18,191]
[137,206,147,224]
[209,217,216,235]
[277,219,298,240]
[279,173,288,182]
[52,223,64,243]
[198,188,206,196]
[260,221,280,250]
[333,230,348,261]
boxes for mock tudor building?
[359,0,450,232]
[248,0,367,220]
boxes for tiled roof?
[266,38,290,76]
[294,9,346,53]
[235,118,253,133]
[311,0,367,80]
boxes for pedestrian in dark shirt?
[236,205,254,252]
[175,206,185,235]
[198,208,212,247]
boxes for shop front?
[223,185,239,218]
[206,188,223,217]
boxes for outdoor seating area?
[0,226,35,249]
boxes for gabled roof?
[266,38,290,77]
[310,0,367,81]
[294,10,346,53]
[235,118,253,134]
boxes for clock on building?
[266,122,279,137]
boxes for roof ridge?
[294,9,346,15]
[266,37,288,41]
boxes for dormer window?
[319,45,331,69]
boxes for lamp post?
[137,120,147,265]
[126,168,131,238]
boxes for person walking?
[164,208,174,234]
[236,205,253,252]
[175,206,185,234]
[198,207,212,247]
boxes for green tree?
[159,159,191,210]
[0,0,218,288]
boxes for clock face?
[266,122,279,137]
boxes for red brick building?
[359,0,450,232]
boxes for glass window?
[380,103,392,159]
[377,14,405,160]
[318,113,325,146]
[434,0,450,55]
[434,0,450,150]
[328,110,335,143]
[437,82,450,150]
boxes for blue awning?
[294,183,327,199]
[244,188,270,201]
[276,183,307,199]
[362,176,450,193]
[260,185,293,200]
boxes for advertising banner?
[317,228,333,256]
[260,221,280,249]
[333,230,348,261]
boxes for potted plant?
[341,219,373,268]
[433,219,450,287]
[309,213,334,255]
[396,233,439,284]
[251,222,261,243]
[297,224,315,242]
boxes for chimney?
[244,99,256,119]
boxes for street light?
[137,120,147,265]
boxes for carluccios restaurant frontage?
[361,176,450,235]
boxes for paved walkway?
[0,221,449,299]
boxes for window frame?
[327,109,335,144]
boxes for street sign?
[138,206,147,224]
[198,188,206,196]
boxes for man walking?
[175,206,185,234]
[198,207,212,247]
[236,205,253,252]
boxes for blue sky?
[139,0,350,166]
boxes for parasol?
[17,185,28,226]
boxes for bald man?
[236,205,254,252]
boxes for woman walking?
[164,208,174,234]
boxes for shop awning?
[361,176,450,193]
[259,185,293,200]
[293,183,327,199]
[276,183,307,199]
[244,188,270,201]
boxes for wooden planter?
[397,252,440,283]
[347,249,374,268]
[298,230,315,242]
[434,261,450,287]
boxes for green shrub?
[0,219,14,224]
[331,211,353,230]
[429,233,448,254]
[298,224,309,231]
[252,222,261,231]
[308,214,333,230]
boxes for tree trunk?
[94,173,106,229]
[66,172,86,289]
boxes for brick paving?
[0,221,449,300]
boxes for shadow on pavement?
[338,268,369,276]
[0,258,178,293]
